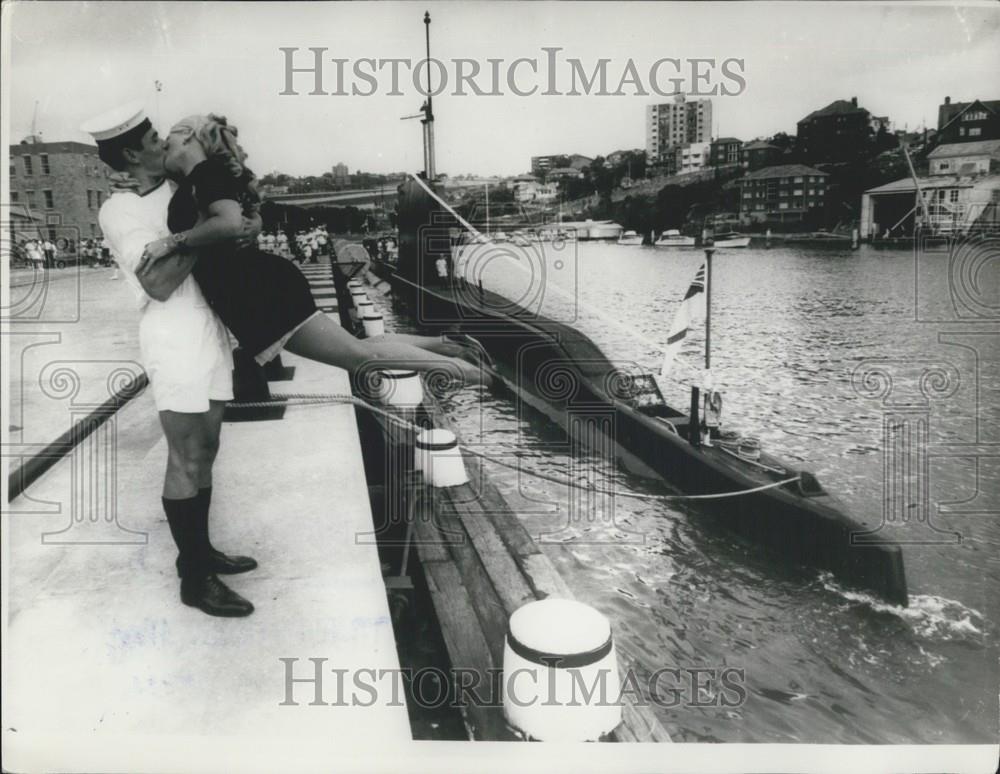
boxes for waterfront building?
[8,139,112,245]
[645,94,713,163]
[676,142,711,175]
[737,163,828,225]
[796,97,871,163]
[860,172,1000,239]
[936,97,1000,144]
[709,137,743,167]
[926,140,1000,177]
[743,140,782,171]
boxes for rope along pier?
[231,393,802,502]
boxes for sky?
[4,1,999,178]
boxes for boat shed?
[859,172,1000,239]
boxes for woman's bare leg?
[284,314,490,386]
[366,332,469,359]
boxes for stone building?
[8,139,112,247]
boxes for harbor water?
[379,240,998,743]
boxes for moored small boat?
[588,221,625,240]
[617,230,643,246]
[712,232,751,248]
[654,229,696,247]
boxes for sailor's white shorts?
[139,300,233,413]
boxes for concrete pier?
[3,260,410,771]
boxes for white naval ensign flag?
[660,262,706,379]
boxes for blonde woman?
[137,113,490,383]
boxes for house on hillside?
[936,97,1000,145]
[796,97,871,163]
[709,137,743,167]
[742,140,782,171]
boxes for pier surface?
[334,243,672,743]
[3,262,411,770]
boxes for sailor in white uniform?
[83,102,257,617]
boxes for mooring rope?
[459,446,801,502]
[230,393,801,502]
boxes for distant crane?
[27,100,42,143]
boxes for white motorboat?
[617,230,643,246]
[587,221,624,240]
[654,229,696,247]
[712,232,751,248]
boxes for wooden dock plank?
[422,560,516,741]
[464,454,541,559]
[424,488,512,670]
[409,490,452,564]
[440,485,536,616]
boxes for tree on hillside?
[588,156,616,198]
[768,132,796,152]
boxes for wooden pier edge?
[332,245,671,743]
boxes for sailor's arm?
[99,200,197,302]
[138,252,200,302]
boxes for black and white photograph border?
[1,1,998,773]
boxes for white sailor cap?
[80,101,149,142]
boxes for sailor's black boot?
[194,487,258,575]
[163,495,254,618]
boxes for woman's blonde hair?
[173,113,260,213]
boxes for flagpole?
[704,247,714,372]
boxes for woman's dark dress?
[167,158,317,358]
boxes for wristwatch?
[171,231,189,250]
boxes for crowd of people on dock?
[18,238,54,271]
[362,234,398,263]
[16,236,116,272]
[256,225,330,264]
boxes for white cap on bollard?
[362,314,384,338]
[378,369,423,408]
[503,598,621,741]
[414,428,467,487]
[350,291,369,318]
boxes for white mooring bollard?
[378,369,423,408]
[502,598,622,741]
[362,314,385,338]
[356,300,374,323]
[350,291,368,319]
[414,428,468,487]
